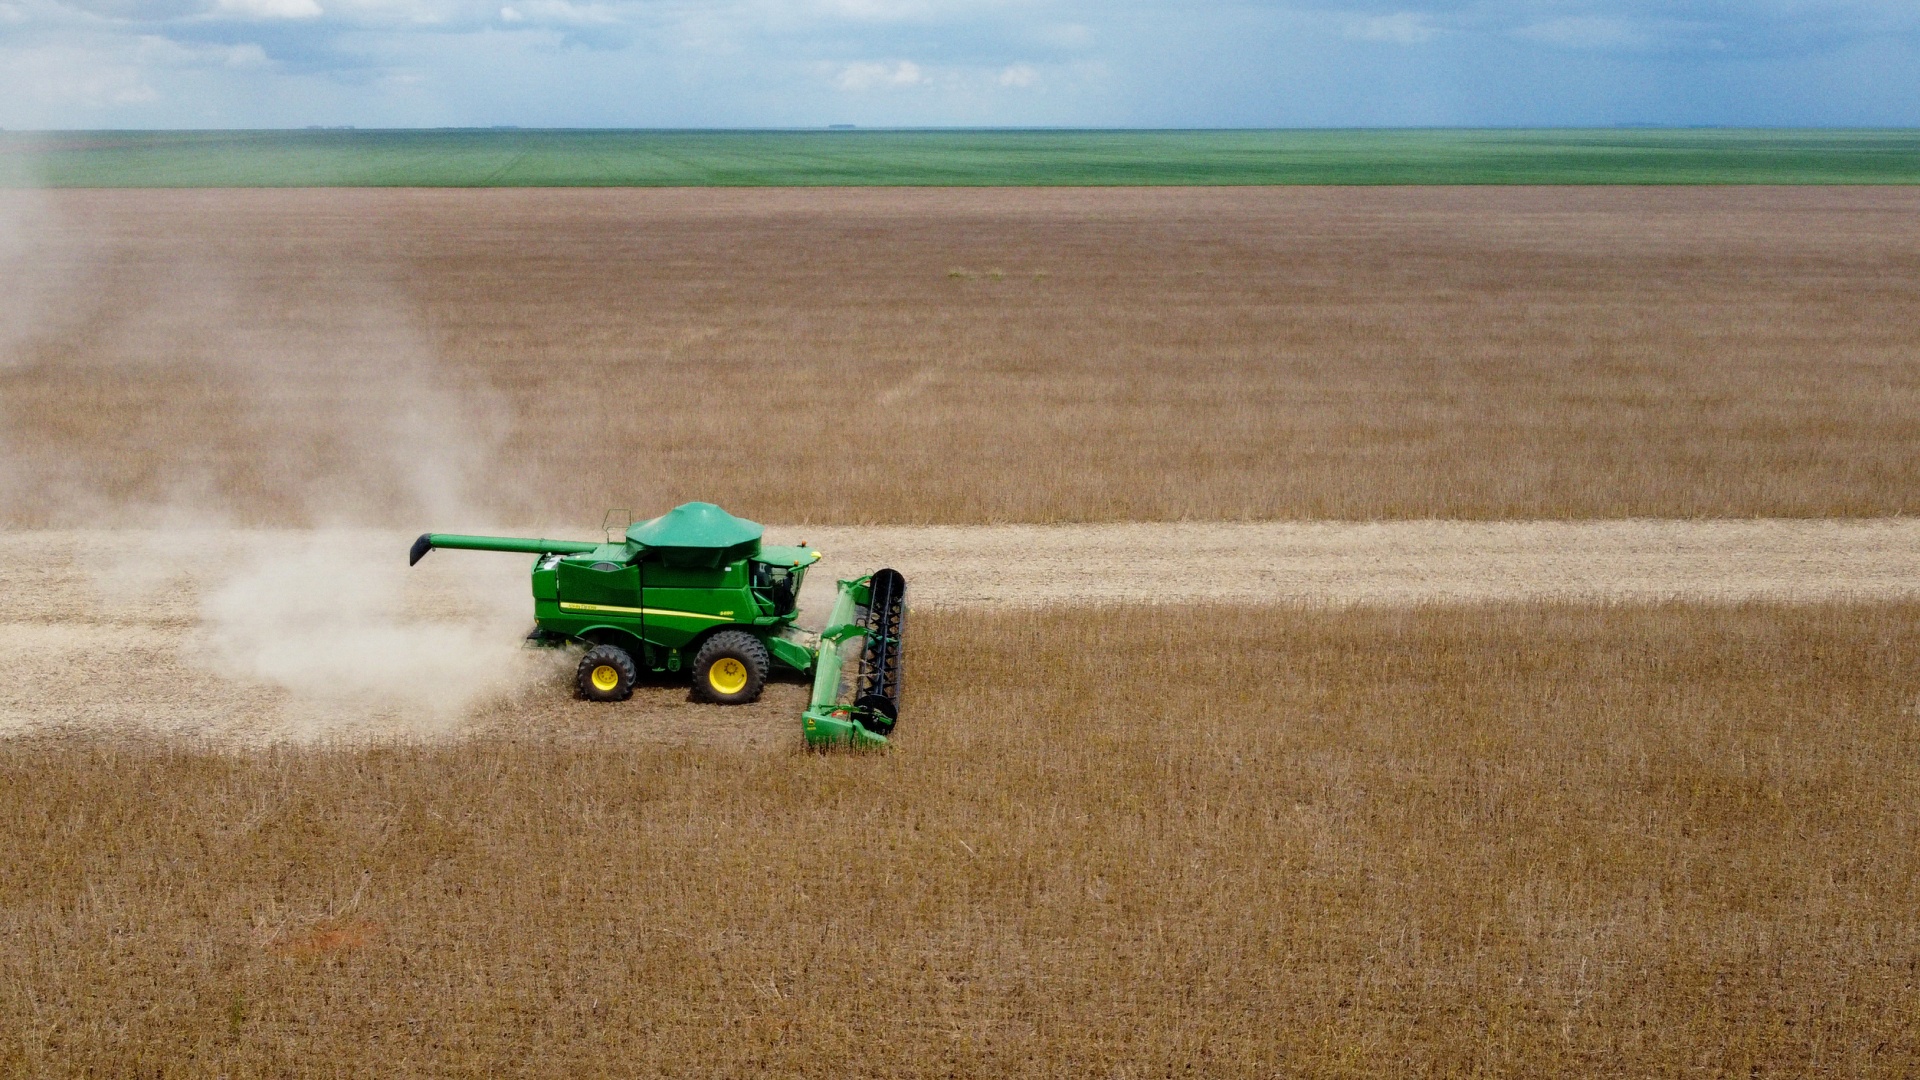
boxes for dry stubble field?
[3,186,1920,525]
[3,188,1919,1075]
[5,605,1919,1076]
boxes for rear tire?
[691,631,769,705]
[577,644,637,702]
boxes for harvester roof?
[626,502,763,567]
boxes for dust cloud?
[195,530,540,734]
[0,164,56,510]
[0,182,543,738]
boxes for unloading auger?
[409,502,906,748]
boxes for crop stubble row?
[3,186,1919,525]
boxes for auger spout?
[409,533,601,566]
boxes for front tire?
[577,644,637,702]
[691,631,769,705]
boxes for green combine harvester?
[409,502,906,748]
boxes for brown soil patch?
[4,187,1920,526]
[267,919,380,960]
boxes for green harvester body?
[410,503,905,748]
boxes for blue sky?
[1,1,1917,129]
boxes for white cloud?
[997,62,1037,87]
[8,47,159,105]
[1345,12,1437,45]
[815,0,932,19]
[319,0,477,27]
[134,34,272,67]
[494,0,616,25]
[1034,21,1091,49]
[0,24,283,124]
[3,0,1920,129]
[215,0,322,18]
[809,0,1027,23]
[222,42,270,65]
[1514,15,1651,49]
[833,59,926,91]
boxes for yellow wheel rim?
[709,657,749,696]
[590,665,620,693]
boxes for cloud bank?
[0,1,1917,128]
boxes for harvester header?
[409,502,906,748]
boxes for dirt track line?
[778,519,1920,609]
[4,521,1917,741]
[5,520,1920,621]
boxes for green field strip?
[4,128,1919,187]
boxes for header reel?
[803,568,908,749]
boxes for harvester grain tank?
[408,502,905,747]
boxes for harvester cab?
[408,502,906,748]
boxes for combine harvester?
[409,502,906,748]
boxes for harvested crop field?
[5,603,1919,1075]
[5,183,1920,1075]
[4,186,1920,526]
